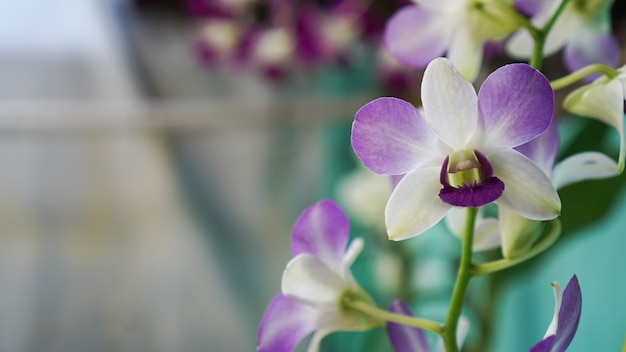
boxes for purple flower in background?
[384,0,520,81]
[351,58,560,240]
[257,200,380,352]
[530,275,582,352]
[507,0,619,80]
[387,300,469,352]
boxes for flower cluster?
[186,0,414,89]
[256,0,624,351]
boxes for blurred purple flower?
[530,275,582,352]
[351,58,560,240]
[257,200,380,352]
[384,0,520,81]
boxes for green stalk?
[342,298,444,334]
[529,0,571,69]
[550,64,619,90]
[472,219,561,275]
[443,207,478,352]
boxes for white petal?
[282,254,346,307]
[447,25,484,82]
[340,238,364,281]
[417,0,464,12]
[473,218,502,251]
[544,282,563,338]
[421,58,478,149]
[491,150,561,220]
[386,167,451,240]
[551,152,619,189]
[564,78,625,172]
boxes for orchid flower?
[257,200,380,352]
[507,0,619,78]
[351,57,560,241]
[563,65,626,173]
[445,115,619,257]
[384,0,521,81]
[387,300,469,352]
[530,275,582,352]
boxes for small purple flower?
[351,58,560,240]
[530,275,582,352]
[257,200,380,352]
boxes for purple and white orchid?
[507,0,619,79]
[351,57,560,241]
[257,200,380,352]
[384,0,520,81]
[530,275,582,352]
[445,115,619,257]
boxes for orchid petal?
[551,152,619,190]
[384,5,456,68]
[446,25,484,82]
[387,300,430,352]
[422,58,478,149]
[340,238,364,280]
[552,275,582,352]
[282,254,346,307]
[530,335,556,352]
[291,199,349,268]
[257,294,318,352]
[491,149,561,220]
[386,167,451,240]
[545,282,563,338]
[564,30,619,81]
[475,64,553,150]
[499,207,543,259]
[515,115,559,175]
[307,307,381,352]
[418,0,465,11]
[473,218,502,251]
[352,97,443,174]
[563,78,625,173]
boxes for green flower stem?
[443,207,478,352]
[342,298,444,334]
[530,0,571,69]
[471,219,562,275]
[550,64,620,90]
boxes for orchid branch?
[342,298,444,334]
[471,219,562,275]
[530,0,572,69]
[550,64,619,90]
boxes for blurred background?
[0,0,624,351]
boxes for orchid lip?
[439,149,505,207]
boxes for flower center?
[439,149,505,207]
[447,149,482,187]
